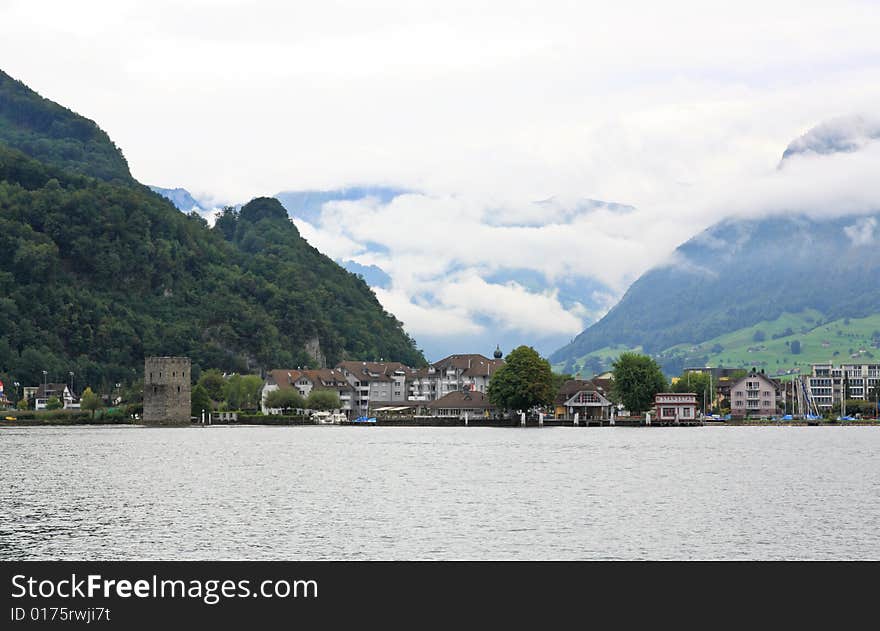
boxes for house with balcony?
[336,361,411,416]
[409,351,504,402]
[807,362,880,411]
[729,371,780,418]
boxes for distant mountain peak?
[275,186,408,225]
[781,114,880,165]
[551,211,880,373]
[148,186,206,211]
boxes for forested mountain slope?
[0,70,424,390]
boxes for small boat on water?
[312,411,347,425]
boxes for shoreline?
[2,419,878,428]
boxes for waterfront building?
[554,379,614,421]
[143,357,191,424]
[408,353,504,402]
[729,370,779,418]
[425,390,495,419]
[33,383,77,410]
[807,362,880,411]
[653,392,698,423]
[335,361,411,416]
[261,368,355,417]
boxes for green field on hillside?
[557,310,880,378]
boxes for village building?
[554,379,614,421]
[33,383,78,410]
[425,390,495,419]
[261,368,355,417]
[408,351,504,402]
[335,361,411,416]
[808,362,880,411]
[653,392,698,423]
[729,370,780,418]
[0,379,10,408]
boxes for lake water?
[1,425,878,560]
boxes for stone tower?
[143,357,191,424]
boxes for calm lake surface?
[1,425,878,560]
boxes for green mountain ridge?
[0,69,424,391]
[0,70,131,182]
[558,310,880,377]
[553,209,880,376]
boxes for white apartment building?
[408,353,504,402]
[808,362,880,410]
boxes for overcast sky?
[4,0,880,359]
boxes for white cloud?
[3,1,880,358]
[372,288,482,336]
[844,216,878,246]
[436,275,584,336]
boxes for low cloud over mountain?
[552,116,880,371]
[274,189,651,360]
[781,114,880,163]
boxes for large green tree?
[191,383,212,418]
[197,369,226,402]
[265,388,305,411]
[80,386,101,418]
[306,389,341,411]
[551,372,573,393]
[222,374,264,410]
[487,346,555,412]
[672,371,712,410]
[611,353,667,414]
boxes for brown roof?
[266,369,302,390]
[267,368,354,391]
[36,383,71,398]
[731,371,781,392]
[591,378,614,394]
[335,361,410,382]
[411,366,434,379]
[426,390,495,410]
[554,379,601,405]
[432,354,504,376]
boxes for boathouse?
[653,392,698,424]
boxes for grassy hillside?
[551,214,880,367]
[557,310,880,377]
